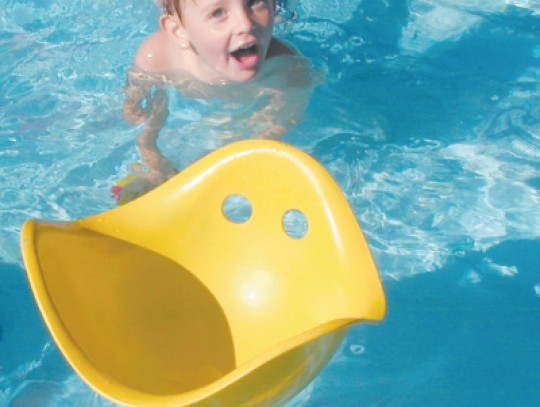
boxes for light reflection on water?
[1,0,539,406]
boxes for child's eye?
[210,7,226,19]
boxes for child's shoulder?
[134,30,180,73]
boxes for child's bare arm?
[123,68,175,181]
[113,71,175,205]
[123,70,155,124]
[123,30,176,124]
[135,88,176,179]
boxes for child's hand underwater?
[111,160,177,205]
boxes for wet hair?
[156,0,179,16]
[156,0,281,18]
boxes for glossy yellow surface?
[21,140,386,406]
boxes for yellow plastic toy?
[20,140,386,407]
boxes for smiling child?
[113,0,318,204]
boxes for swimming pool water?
[1,0,539,405]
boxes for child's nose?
[234,8,254,33]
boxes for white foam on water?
[440,141,540,249]
[509,0,540,15]
[44,375,116,407]
[398,0,526,53]
[1,0,539,404]
[0,342,51,405]
[299,0,360,23]
[399,5,482,54]
[336,56,539,279]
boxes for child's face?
[179,0,276,83]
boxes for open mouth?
[231,43,259,63]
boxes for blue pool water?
[1,0,539,405]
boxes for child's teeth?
[232,44,256,59]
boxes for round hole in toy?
[283,209,308,239]
[223,194,253,224]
